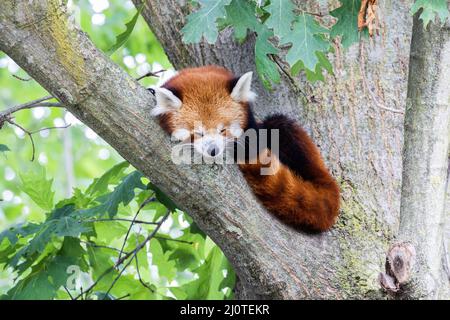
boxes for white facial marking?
[194,133,226,158]
[151,105,168,116]
[231,71,256,102]
[172,128,190,141]
[230,121,244,138]
[194,125,205,137]
[151,87,182,116]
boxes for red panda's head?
[151,66,255,158]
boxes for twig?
[154,236,193,245]
[101,210,170,299]
[115,293,130,300]
[6,119,71,161]
[63,285,74,300]
[6,119,36,161]
[80,240,125,253]
[84,217,158,225]
[12,74,32,81]
[271,54,313,103]
[73,208,168,300]
[135,255,155,293]
[358,43,404,115]
[136,69,166,81]
[30,123,71,134]
[377,105,405,114]
[118,196,156,261]
[79,286,84,300]
[0,95,57,120]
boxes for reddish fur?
[239,128,340,232]
[159,66,247,136]
[155,66,340,232]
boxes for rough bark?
[0,0,448,299]
[394,12,450,299]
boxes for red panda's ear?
[230,71,256,102]
[151,88,182,116]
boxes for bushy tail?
[238,114,340,232]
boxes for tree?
[0,0,449,299]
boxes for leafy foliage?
[182,0,232,44]
[223,0,281,87]
[0,164,235,300]
[181,0,450,88]
[264,0,296,39]
[254,25,281,88]
[223,0,260,43]
[411,0,450,28]
[182,0,336,87]
[330,0,361,48]
[19,166,54,211]
[176,245,235,299]
[106,3,145,55]
[281,13,330,72]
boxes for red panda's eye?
[220,128,226,134]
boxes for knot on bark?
[379,242,416,293]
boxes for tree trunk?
[0,0,448,299]
[395,12,450,299]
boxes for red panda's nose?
[207,145,219,157]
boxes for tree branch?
[0,95,62,121]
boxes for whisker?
[177,142,194,147]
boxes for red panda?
[151,66,340,232]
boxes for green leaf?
[87,247,116,290]
[222,0,280,88]
[411,0,450,28]
[0,144,10,153]
[6,205,89,269]
[254,24,281,88]
[165,232,205,270]
[330,0,361,48]
[179,246,229,299]
[0,223,40,247]
[147,181,177,212]
[56,188,93,210]
[292,50,333,82]
[150,239,177,281]
[280,13,330,72]
[85,161,129,197]
[3,265,55,300]
[19,166,55,211]
[264,0,296,38]
[181,0,232,44]
[94,221,127,245]
[223,0,259,42]
[106,4,144,55]
[3,238,87,300]
[80,171,146,218]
